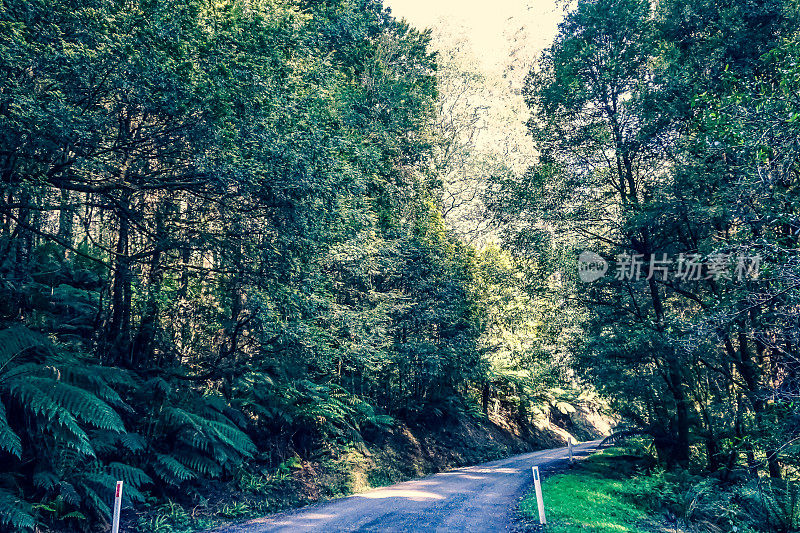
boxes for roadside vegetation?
[521,448,653,533]
[521,443,800,533]
[0,0,606,530]
[132,416,544,532]
[508,0,800,528]
[2,0,800,530]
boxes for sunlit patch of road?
[210,441,601,533]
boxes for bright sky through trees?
[384,0,566,70]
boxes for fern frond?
[59,482,80,506]
[153,454,195,484]
[201,394,228,415]
[77,470,118,494]
[0,488,35,531]
[6,379,93,455]
[108,462,151,488]
[86,429,118,455]
[33,471,60,491]
[161,407,201,432]
[0,362,46,382]
[204,419,256,457]
[0,400,22,457]
[49,425,94,456]
[0,327,49,369]
[57,362,134,407]
[77,484,110,518]
[41,379,125,432]
[117,432,147,453]
[172,451,222,478]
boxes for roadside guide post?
[112,481,123,533]
[569,437,574,464]
[531,466,546,525]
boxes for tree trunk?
[131,201,165,368]
[57,189,73,260]
[481,382,490,414]
[108,192,132,365]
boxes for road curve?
[210,440,601,533]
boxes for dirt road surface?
[210,440,600,533]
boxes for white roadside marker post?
[532,466,546,525]
[112,480,123,533]
[569,438,574,464]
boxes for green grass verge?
[519,448,659,533]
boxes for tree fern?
[0,327,50,369]
[203,418,256,456]
[0,488,35,531]
[172,451,223,479]
[145,392,256,486]
[5,379,95,456]
[34,377,125,432]
[153,453,195,484]
[0,400,21,458]
[108,462,152,488]
[0,327,149,529]
[73,484,110,519]
[32,471,59,492]
[90,429,146,455]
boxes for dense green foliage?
[497,0,800,527]
[0,0,503,529]
[4,0,798,529]
[522,445,800,532]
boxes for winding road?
[211,440,600,533]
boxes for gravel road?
[210,440,601,533]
